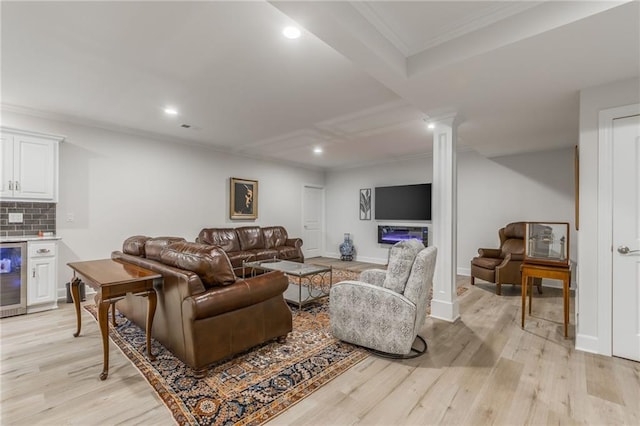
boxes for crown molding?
[350,1,542,58]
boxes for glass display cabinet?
[524,222,570,266]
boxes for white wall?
[577,77,640,354]
[324,155,433,263]
[325,148,576,273]
[1,111,324,297]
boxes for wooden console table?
[521,263,571,338]
[67,259,161,380]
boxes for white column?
[430,115,460,322]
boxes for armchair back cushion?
[383,239,425,294]
[160,242,236,288]
[404,246,438,334]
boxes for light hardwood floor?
[1,276,638,425]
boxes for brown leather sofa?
[112,236,292,374]
[197,226,303,274]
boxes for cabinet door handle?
[15,181,20,191]
[32,268,36,278]
[37,248,50,254]
[8,180,13,190]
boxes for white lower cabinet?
[27,240,58,313]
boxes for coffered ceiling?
[1,1,638,169]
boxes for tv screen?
[375,183,431,221]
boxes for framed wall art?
[360,188,371,220]
[230,177,258,220]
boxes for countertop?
[0,235,61,243]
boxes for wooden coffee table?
[67,259,162,380]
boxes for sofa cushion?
[145,237,187,261]
[471,256,504,270]
[197,228,240,252]
[262,226,288,249]
[160,242,236,288]
[226,251,256,269]
[122,235,151,257]
[247,248,279,261]
[236,226,265,251]
[383,239,425,294]
[274,246,300,260]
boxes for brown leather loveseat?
[197,226,303,274]
[112,236,293,375]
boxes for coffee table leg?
[97,293,110,380]
[146,289,157,361]
[71,276,82,337]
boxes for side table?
[67,259,162,380]
[521,263,571,338]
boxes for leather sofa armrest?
[285,238,303,248]
[478,248,502,258]
[184,271,289,320]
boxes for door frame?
[597,103,640,356]
[301,184,325,258]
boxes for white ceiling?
[2,1,638,170]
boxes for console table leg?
[97,295,110,380]
[146,289,157,361]
[564,277,570,338]
[71,277,82,337]
[521,274,527,328]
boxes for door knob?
[618,245,640,254]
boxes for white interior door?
[302,185,324,259]
[612,114,640,362]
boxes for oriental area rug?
[84,268,468,426]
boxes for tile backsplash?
[0,202,56,237]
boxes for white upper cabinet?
[0,127,64,202]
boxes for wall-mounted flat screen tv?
[375,183,431,221]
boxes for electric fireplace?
[377,225,429,246]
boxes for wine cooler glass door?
[0,242,27,317]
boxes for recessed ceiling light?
[427,123,435,130]
[282,26,301,39]
[313,147,323,154]
[164,107,178,115]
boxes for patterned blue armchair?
[329,240,437,358]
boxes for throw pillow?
[122,235,151,257]
[160,242,236,287]
[144,237,187,261]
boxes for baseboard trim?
[575,334,602,355]
[430,299,460,323]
